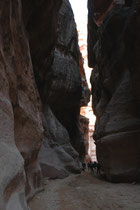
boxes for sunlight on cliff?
[70,0,96,161]
[80,101,96,161]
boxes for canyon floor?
[29,171,140,210]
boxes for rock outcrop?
[79,53,91,107]
[44,0,85,161]
[22,0,89,178]
[88,0,140,182]
[0,0,44,209]
[39,106,80,179]
[79,116,89,157]
[0,0,89,208]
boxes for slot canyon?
[0,0,140,209]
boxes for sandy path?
[29,172,140,210]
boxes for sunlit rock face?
[0,0,44,209]
[22,0,87,178]
[88,0,140,182]
[79,116,89,159]
[79,53,91,107]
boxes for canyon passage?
[0,0,140,210]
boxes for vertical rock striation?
[0,0,89,208]
[0,0,43,209]
[88,0,140,182]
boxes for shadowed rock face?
[0,0,44,209]
[88,0,140,182]
[125,0,133,6]
[42,0,85,159]
[38,106,81,178]
[22,0,88,178]
[21,0,63,99]
[0,0,88,207]
[79,116,89,158]
[88,0,113,26]
[79,53,91,107]
[92,0,113,15]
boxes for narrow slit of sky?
[69,0,91,88]
[69,0,88,24]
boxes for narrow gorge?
[0,0,140,210]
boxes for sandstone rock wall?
[0,0,44,209]
[45,0,85,159]
[79,53,90,107]
[88,0,140,182]
[39,106,80,178]
[0,0,89,208]
[22,0,89,178]
[79,116,89,157]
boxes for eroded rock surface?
[88,0,140,182]
[0,0,89,208]
[79,116,89,157]
[22,0,89,178]
[45,0,85,160]
[0,0,44,209]
[79,53,90,107]
[39,106,80,179]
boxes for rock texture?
[88,0,113,27]
[21,0,63,100]
[79,116,89,157]
[22,0,88,178]
[0,0,88,208]
[39,106,80,179]
[79,53,91,107]
[44,0,85,160]
[0,0,44,209]
[88,0,140,182]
